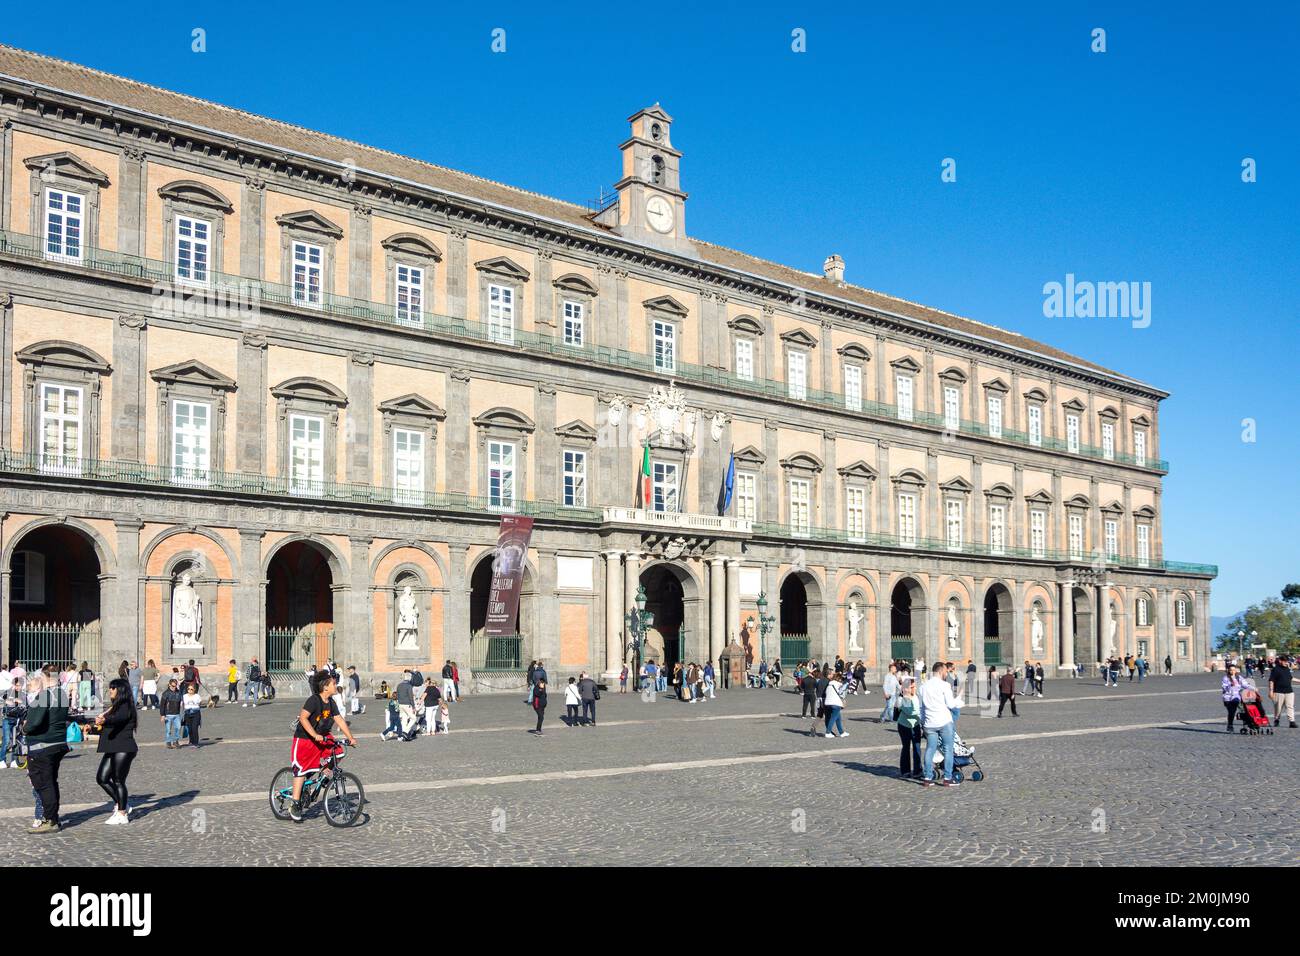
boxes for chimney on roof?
[823,254,845,285]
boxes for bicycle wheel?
[323,771,364,827]
[268,767,297,820]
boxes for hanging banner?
[485,514,535,637]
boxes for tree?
[1214,597,1300,657]
[1282,583,1300,604]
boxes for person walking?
[347,665,363,714]
[619,664,629,694]
[1268,655,1296,728]
[140,660,159,710]
[821,671,848,738]
[895,678,923,778]
[997,667,1019,717]
[159,679,183,749]
[181,683,203,747]
[800,668,818,720]
[24,671,70,833]
[1164,654,1173,676]
[243,658,262,706]
[704,660,717,699]
[879,662,899,724]
[578,671,598,725]
[564,677,581,727]
[918,662,959,787]
[92,677,138,825]
[451,661,461,699]
[814,667,829,722]
[225,659,239,703]
[1033,662,1045,698]
[965,660,977,704]
[1221,663,1243,732]
[1021,660,1035,696]
[128,661,143,706]
[395,671,416,738]
[530,680,548,735]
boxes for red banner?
[485,515,534,637]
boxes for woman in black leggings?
[93,677,138,824]
[531,681,548,735]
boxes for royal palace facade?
[0,45,1215,689]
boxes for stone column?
[1051,470,1063,554]
[925,449,939,544]
[347,535,372,670]
[876,441,891,534]
[1193,589,1209,671]
[235,528,265,666]
[971,456,984,545]
[535,548,559,665]
[1121,482,1133,558]
[348,202,372,301]
[1099,582,1113,658]
[446,226,469,320]
[535,383,557,502]
[534,247,554,332]
[346,352,374,484]
[1010,370,1022,432]
[1012,463,1025,548]
[117,147,147,257]
[108,520,142,670]
[873,333,887,406]
[445,369,471,495]
[708,555,726,664]
[1059,580,1074,670]
[725,558,741,648]
[1153,486,1164,563]
[614,267,630,351]
[112,313,147,461]
[0,123,11,232]
[444,544,472,675]
[762,419,779,520]
[1089,477,1102,557]
[239,175,266,279]
[0,292,14,450]
[623,551,641,652]
[236,333,268,473]
[821,430,837,530]
[596,263,618,348]
[819,319,834,400]
[922,346,935,416]
[603,550,623,679]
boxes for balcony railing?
[0,228,1169,474]
[602,507,752,534]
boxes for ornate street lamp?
[626,584,653,690]
[1235,629,1257,665]
[752,591,776,664]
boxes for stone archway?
[983,583,1014,667]
[468,553,536,672]
[889,576,928,664]
[265,539,341,672]
[5,523,105,671]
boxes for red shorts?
[290,736,338,777]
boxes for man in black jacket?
[577,672,598,726]
[1268,656,1296,728]
[800,670,818,719]
[24,671,70,833]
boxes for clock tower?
[612,104,693,255]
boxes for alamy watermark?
[1042,274,1151,329]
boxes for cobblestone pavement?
[4,675,1294,866]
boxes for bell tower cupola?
[613,104,693,255]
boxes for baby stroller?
[1238,686,1273,735]
[931,730,984,783]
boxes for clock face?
[645,195,674,234]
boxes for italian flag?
[639,445,651,506]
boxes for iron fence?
[8,621,102,673]
[471,634,525,671]
[779,636,810,663]
[267,626,334,674]
[890,638,915,662]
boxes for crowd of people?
[1220,654,1296,731]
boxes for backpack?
[410,670,423,686]
[247,663,261,681]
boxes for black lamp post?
[752,590,776,664]
[627,584,653,689]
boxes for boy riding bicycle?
[289,672,357,821]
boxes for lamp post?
[626,585,653,691]
[1235,629,1257,667]
[752,591,777,665]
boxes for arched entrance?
[1072,586,1095,665]
[5,524,104,671]
[983,584,1014,667]
[266,540,336,672]
[469,554,534,671]
[890,577,926,663]
[639,563,686,670]
[778,573,809,664]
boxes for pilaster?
[111,313,147,462]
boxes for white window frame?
[1102,421,1115,461]
[1068,513,1084,559]
[653,321,677,373]
[1027,404,1043,447]
[843,364,862,412]
[488,440,517,511]
[174,214,211,286]
[1136,597,1149,628]
[1134,430,1147,467]
[39,382,83,475]
[562,449,587,508]
[897,492,917,546]
[562,300,585,347]
[11,551,46,605]
[734,339,754,382]
[393,428,425,503]
[1104,518,1119,559]
[44,188,85,263]
[943,385,961,432]
[845,486,867,541]
[1066,413,1080,454]
[288,413,325,494]
[1176,599,1189,628]
[735,471,757,521]
[787,350,808,401]
[1136,523,1150,567]
[292,241,324,308]
[1030,509,1046,558]
[788,478,812,536]
[171,398,212,485]
[988,504,1006,555]
[987,395,1003,439]
[945,499,963,551]
[395,264,424,328]
[488,283,515,345]
[896,375,913,422]
[652,460,680,513]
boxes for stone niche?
[161,557,219,667]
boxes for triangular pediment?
[643,294,689,317]
[940,476,974,493]
[837,459,878,480]
[982,377,1009,393]
[24,151,111,186]
[732,444,766,467]
[1061,398,1087,413]
[275,209,344,239]
[779,327,819,349]
[378,393,446,420]
[150,359,237,391]
[555,419,598,442]
[1130,413,1151,426]
[157,179,234,213]
[1025,488,1054,505]
[1100,499,1125,514]
[475,256,531,281]
[381,232,443,261]
[889,355,922,373]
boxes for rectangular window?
[987,395,1002,438]
[1134,430,1147,467]
[488,284,515,344]
[1066,413,1080,454]
[988,504,1006,555]
[945,499,963,551]
[1102,422,1115,460]
[734,339,754,382]
[562,300,585,347]
[1028,404,1042,447]
[488,440,516,510]
[844,364,862,411]
[896,375,913,422]
[1137,523,1150,566]
[11,551,46,605]
[787,351,807,400]
[788,478,811,536]
[1137,599,1149,628]
[897,492,917,546]
[652,461,679,513]
[393,428,425,503]
[171,399,211,485]
[845,486,866,540]
[943,386,961,432]
[1176,601,1189,628]
[736,472,757,521]
[653,321,676,372]
[1177,639,1188,658]
[1104,518,1118,559]
[1030,509,1046,558]
[1069,513,1084,559]
[44,188,84,262]
[292,241,324,307]
[395,264,424,327]
[175,215,211,285]
[289,413,325,493]
[39,383,82,474]
[562,450,586,507]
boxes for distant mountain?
[1210,614,1240,636]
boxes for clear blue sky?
[4,1,1296,616]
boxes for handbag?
[66,721,83,744]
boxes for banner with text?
[485,514,535,637]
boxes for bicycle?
[3,706,28,770]
[268,736,364,827]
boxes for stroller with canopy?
[1238,685,1273,735]
[931,729,985,782]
